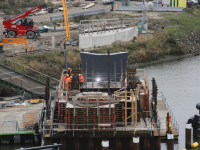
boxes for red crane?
[3,4,47,40]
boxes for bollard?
[185,123,192,148]
[102,140,109,150]
[52,36,55,49]
[34,123,40,143]
[167,133,174,150]
[133,137,140,150]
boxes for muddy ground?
[0,0,176,55]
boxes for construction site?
[0,0,188,149]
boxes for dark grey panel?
[80,52,128,81]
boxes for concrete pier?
[79,27,138,49]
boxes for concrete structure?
[79,27,138,49]
[0,101,43,134]
[117,6,183,11]
[122,0,130,6]
[50,8,110,21]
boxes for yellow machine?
[62,0,70,71]
[0,35,27,53]
[62,0,70,44]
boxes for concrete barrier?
[117,6,183,11]
[79,27,138,49]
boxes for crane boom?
[62,0,71,72]
[3,4,47,25]
[62,0,70,43]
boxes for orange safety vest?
[64,76,68,82]
[67,77,71,84]
[79,75,84,83]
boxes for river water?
[145,55,200,150]
[1,55,200,150]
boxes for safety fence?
[79,18,139,35]
[41,121,175,137]
[162,95,179,134]
[0,57,60,88]
[0,119,38,135]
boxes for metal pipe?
[107,50,110,94]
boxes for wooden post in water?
[133,137,140,150]
[185,123,192,148]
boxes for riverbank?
[130,53,193,68]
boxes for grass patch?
[12,50,81,79]
[163,8,200,38]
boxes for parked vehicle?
[187,0,194,7]
[14,103,20,106]
[102,0,113,4]
[191,0,198,5]
[58,7,63,11]
[48,8,58,13]
[20,103,26,106]
[38,9,47,15]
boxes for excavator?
[0,34,27,53]
[62,0,70,72]
[3,4,47,40]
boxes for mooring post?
[133,137,140,150]
[167,133,174,150]
[185,123,192,148]
[102,140,109,150]
[34,123,40,143]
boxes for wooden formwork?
[55,104,124,131]
[114,90,138,127]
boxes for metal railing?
[0,57,59,88]
[0,119,38,134]
[79,18,138,35]
[162,95,179,134]
[41,121,174,137]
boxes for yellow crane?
[62,0,70,71]
[62,0,70,43]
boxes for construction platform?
[0,100,43,135]
[42,65,179,150]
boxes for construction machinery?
[0,35,27,53]
[3,4,47,40]
[62,0,71,72]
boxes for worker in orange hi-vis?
[65,75,72,91]
[64,74,69,90]
[68,68,72,76]
[79,74,84,87]
[64,74,69,82]
[68,76,72,91]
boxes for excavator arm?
[3,4,47,27]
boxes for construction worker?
[65,75,71,91]
[79,74,84,87]
[68,76,72,90]
[68,68,72,76]
[64,74,69,90]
